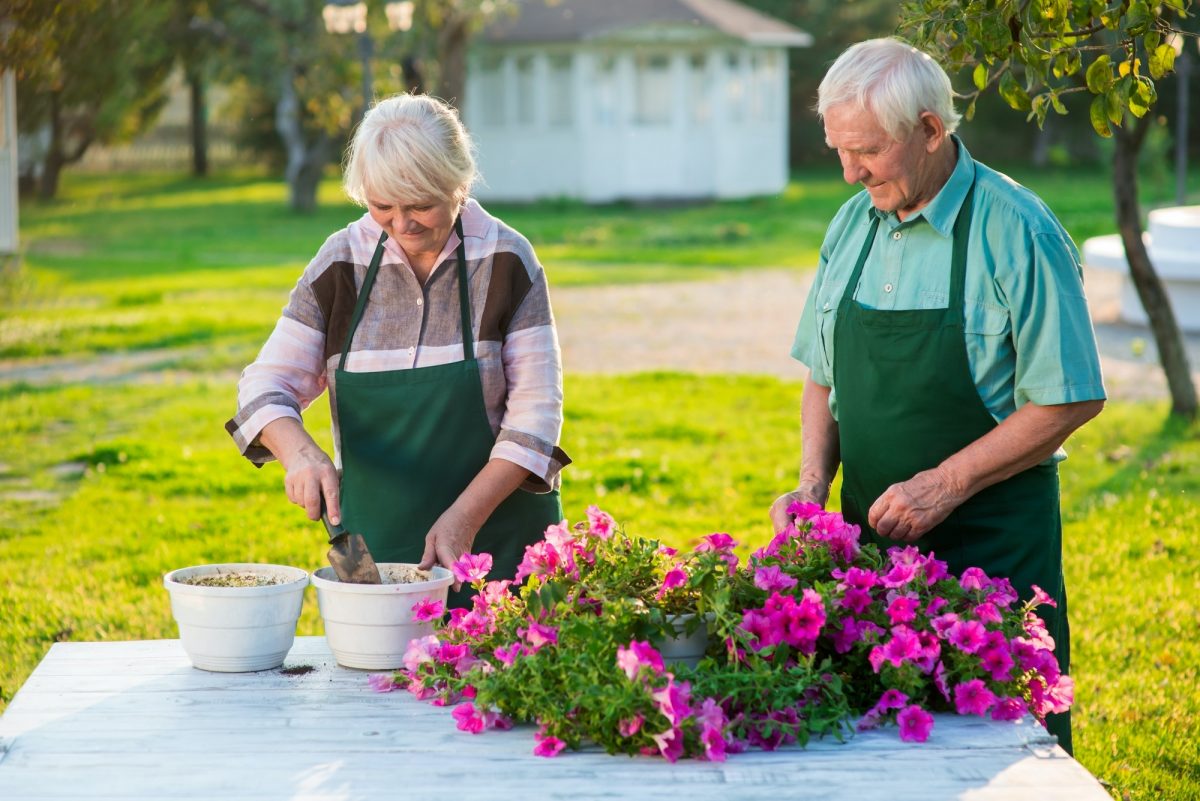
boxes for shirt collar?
[867,135,975,238]
[352,197,492,268]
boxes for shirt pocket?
[963,301,1010,338]
[815,304,838,374]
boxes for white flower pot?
[163,563,309,672]
[310,564,454,670]
[655,613,713,669]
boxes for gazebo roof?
[482,0,812,47]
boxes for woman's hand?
[260,418,340,523]
[418,504,481,591]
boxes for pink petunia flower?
[651,727,684,763]
[656,567,688,600]
[450,552,493,585]
[618,714,644,737]
[973,602,1002,625]
[651,677,693,726]
[451,702,487,734]
[368,673,398,693]
[514,541,560,582]
[754,565,798,593]
[879,625,921,667]
[785,500,824,520]
[1030,584,1058,608]
[874,688,909,713]
[518,621,559,652]
[953,679,998,716]
[402,634,441,672]
[533,733,566,758]
[882,561,918,588]
[410,596,444,622]
[697,532,737,552]
[897,704,934,742]
[886,592,920,625]
[991,696,1029,721]
[493,642,524,666]
[585,505,615,539]
[616,640,665,680]
[947,619,987,654]
[960,566,990,591]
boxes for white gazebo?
[464,0,811,203]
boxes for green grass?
[0,374,1197,799]
[3,170,1199,799]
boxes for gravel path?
[3,267,1198,401]
[552,266,1200,402]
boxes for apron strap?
[839,214,881,307]
[454,216,474,362]
[339,230,389,372]
[947,183,975,323]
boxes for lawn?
[1,169,1198,799]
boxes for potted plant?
[163,563,309,672]
[310,563,454,670]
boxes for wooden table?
[0,637,1111,800]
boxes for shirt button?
[884,283,894,293]
[416,298,424,306]
[892,231,902,240]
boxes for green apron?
[832,184,1072,753]
[335,221,563,607]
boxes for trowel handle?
[319,495,346,544]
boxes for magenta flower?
[785,500,824,520]
[533,733,566,758]
[656,567,688,600]
[739,608,782,651]
[882,561,918,588]
[781,589,827,653]
[651,677,693,725]
[754,565,798,593]
[697,532,737,552]
[839,586,873,615]
[874,688,909,713]
[931,612,959,637]
[922,555,949,585]
[1030,584,1058,608]
[651,727,684,763]
[960,566,990,591]
[518,621,559,652]
[493,642,524,666]
[980,644,1015,681]
[542,520,574,550]
[934,660,950,701]
[450,552,493,585]
[842,566,880,590]
[410,596,444,622]
[973,602,1002,625]
[879,625,922,667]
[402,634,440,672]
[953,679,998,716]
[947,619,987,654]
[897,705,934,742]
[368,673,398,693]
[700,726,728,762]
[585,505,615,539]
[991,696,1029,721]
[514,540,560,582]
[886,592,919,625]
[618,714,644,737]
[451,702,487,734]
[925,596,948,617]
[616,640,665,680]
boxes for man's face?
[823,103,944,220]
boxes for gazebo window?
[547,54,573,128]
[688,53,711,125]
[634,53,671,126]
[478,55,507,128]
[594,55,618,127]
[515,55,536,124]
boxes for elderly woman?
[226,94,568,596]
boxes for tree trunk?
[275,67,330,213]
[189,67,208,177]
[38,93,64,201]
[436,17,469,111]
[1112,117,1199,419]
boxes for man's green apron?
[832,184,1072,753]
[334,222,563,607]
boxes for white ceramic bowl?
[310,564,454,670]
[163,563,308,673]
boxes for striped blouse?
[225,199,570,492]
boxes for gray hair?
[817,38,961,141]
[342,93,478,209]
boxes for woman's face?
[367,197,458,265]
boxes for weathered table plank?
[0,637,1111,801]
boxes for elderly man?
[770,38,1106,753]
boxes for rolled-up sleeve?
[224,273,330,465]
[492,267,570,491]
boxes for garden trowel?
[320,498,382,584]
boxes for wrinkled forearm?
[937,399,1104,501]
[799,375,840,499]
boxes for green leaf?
[973,62,989,91]
[964,95,978,122]
[1105,88,1124,125]
[1150,43,1178,79]
[1086,55,1113,93]
[1145,31,1161,53]
[1090,95,1112,137]
[1050,92,1067,115]
[1126,1,1152,35]
[998,71,1031,112]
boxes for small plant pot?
[163,563,309,673]
[654,613,714,669]
[310,564,454,670]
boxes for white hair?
[342,93,478,209]
[817,38,961,141]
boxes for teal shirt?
[792,138,1106,437]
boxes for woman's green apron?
[334,222,563,607]
[832,183,1072,753]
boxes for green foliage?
[899,0,1192,135]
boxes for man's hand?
[769,482,830,534]
[867,466,963,542]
